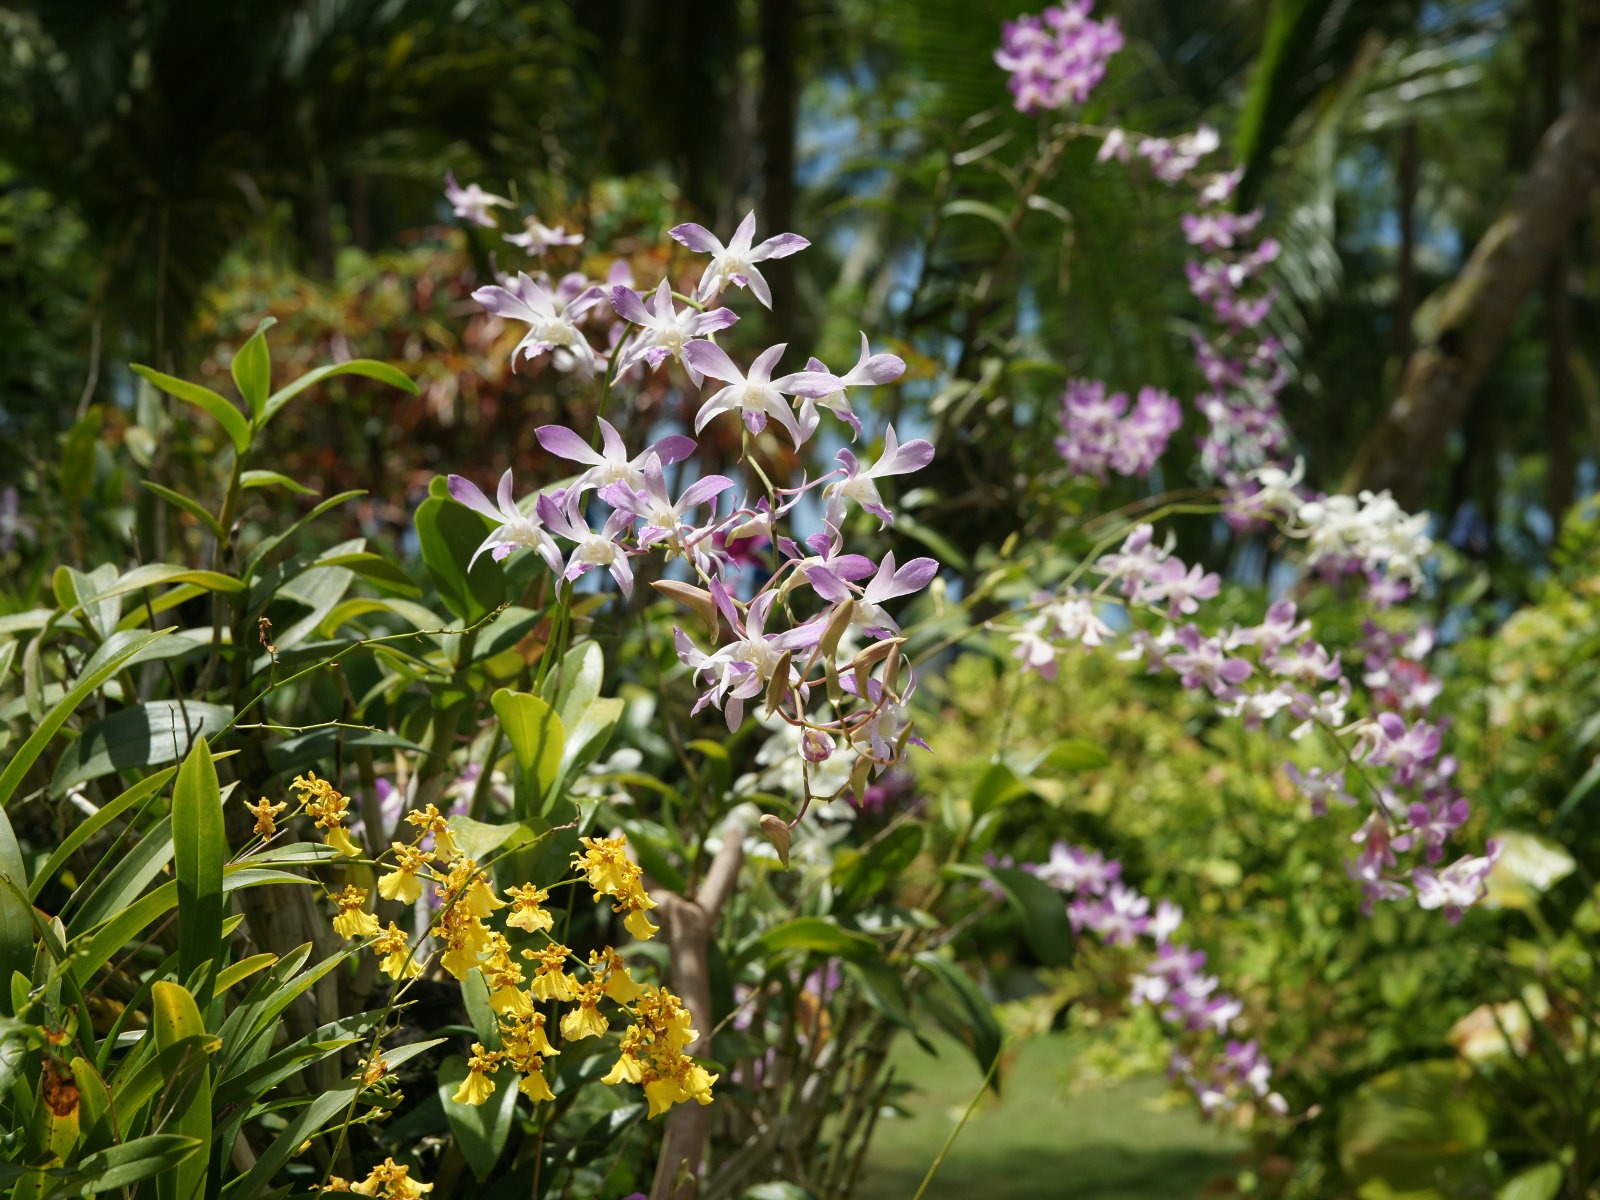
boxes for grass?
[851,1032,1241,1200]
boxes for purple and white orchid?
[683,341,808,447]
[535,491,638,598]
[471,272,608,376]
[669,211,809,309]
[674,585,822,730]
[610,280,739,383]
[445,172,511,228]
[535,417,696,497]
[600,454,736,564]
[783,333,907,441]
[446,470,562,571]
[504,214,584,256]
[821,425,936,529]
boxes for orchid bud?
[801,729,833,764]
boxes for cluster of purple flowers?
[444,186,937,802]
[1035,842,1286,1116]
[1096,122,1293,490]
[994,1,1125,113]
[1011,522,1497,918]
[1056,380,1182,482]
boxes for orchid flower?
[806,551,938,636]
[504,214,583,256]
[821,425,935,529]
[782,333,906,440]
[535,492,637,598]
[611,280,739,384]
[471,272,607,376]
[669,211,809,308]
[599,455,736,560]
[682,341,807,447]
[674,585,821,730]
[445,172,511,228]
[535,417,695,496]
[446,470,562,571]
[781,530,877,599]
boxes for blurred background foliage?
[6,0,1600,1196]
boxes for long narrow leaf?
[132,365,250,455]
[0,630,170,809]
[174,738,225,996]
[0,808,29,1015]
[255,360,418,432]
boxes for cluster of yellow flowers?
[292,771,360,857]
[321,1158,431,1197]
[601,984,719,1118]
[286,775,713,1122]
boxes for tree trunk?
[1348,48,1600,508]
[758,0,799,340]
[1393,121,1419,364]
[1542,0,1578,525]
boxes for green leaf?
[553,696,624,799]
[447,815,537,861]
[56,1134,203,1195]
[1037,739,1111,773]
[242,489,365,579]
[132,364,250,455]
[543,639,604,729]
[914,951,1002,1085]
[31,768,175,900]
[141,482,225,540]
[970,762,1031,819]
[230,319,275,414]
[56,564,123,642]
[1338,1060,1490,1198]
[223,1078,359,1200]
[256,359,418,432]
[841,957,919,1034]
[174,738,226,997]
[239,470,317,496]
[437,1055,518,1181]
[49,701,233,796]
[83,564,245,612]
[985,866,1075,967]
[71,868,305,988]
[0,629,171,810]
[0,809,29,1016]
[833,823,924,909]
[754,917,877,962]
[492,688,565,819]
[461,970,500,1047]
[152,981,213,1200]
[414,494,506,622]
[1498,1162,1564,1200]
